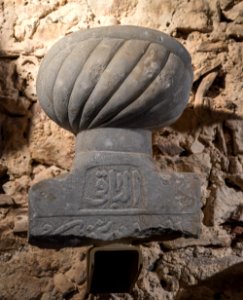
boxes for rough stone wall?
[0,0,243,299]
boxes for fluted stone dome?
[37,25,193,134]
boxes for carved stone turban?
[37,26,193,134]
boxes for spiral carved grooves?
[37,26,193,134]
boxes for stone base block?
[29,150,200,247]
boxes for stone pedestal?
[29,128,200,246]
[28,25,200,247]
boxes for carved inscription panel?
[83,165,145,209]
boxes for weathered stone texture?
[0,0,243,299]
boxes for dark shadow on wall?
[175,261,243,300]
[0,96,30,151]
[0,46,31,155]
[172,106,243,134]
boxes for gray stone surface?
[29,26,200,246]
[36,25,193,133]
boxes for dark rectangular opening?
[89,247,141,294]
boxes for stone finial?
[29,26,200,246]
[37,26,193,134]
